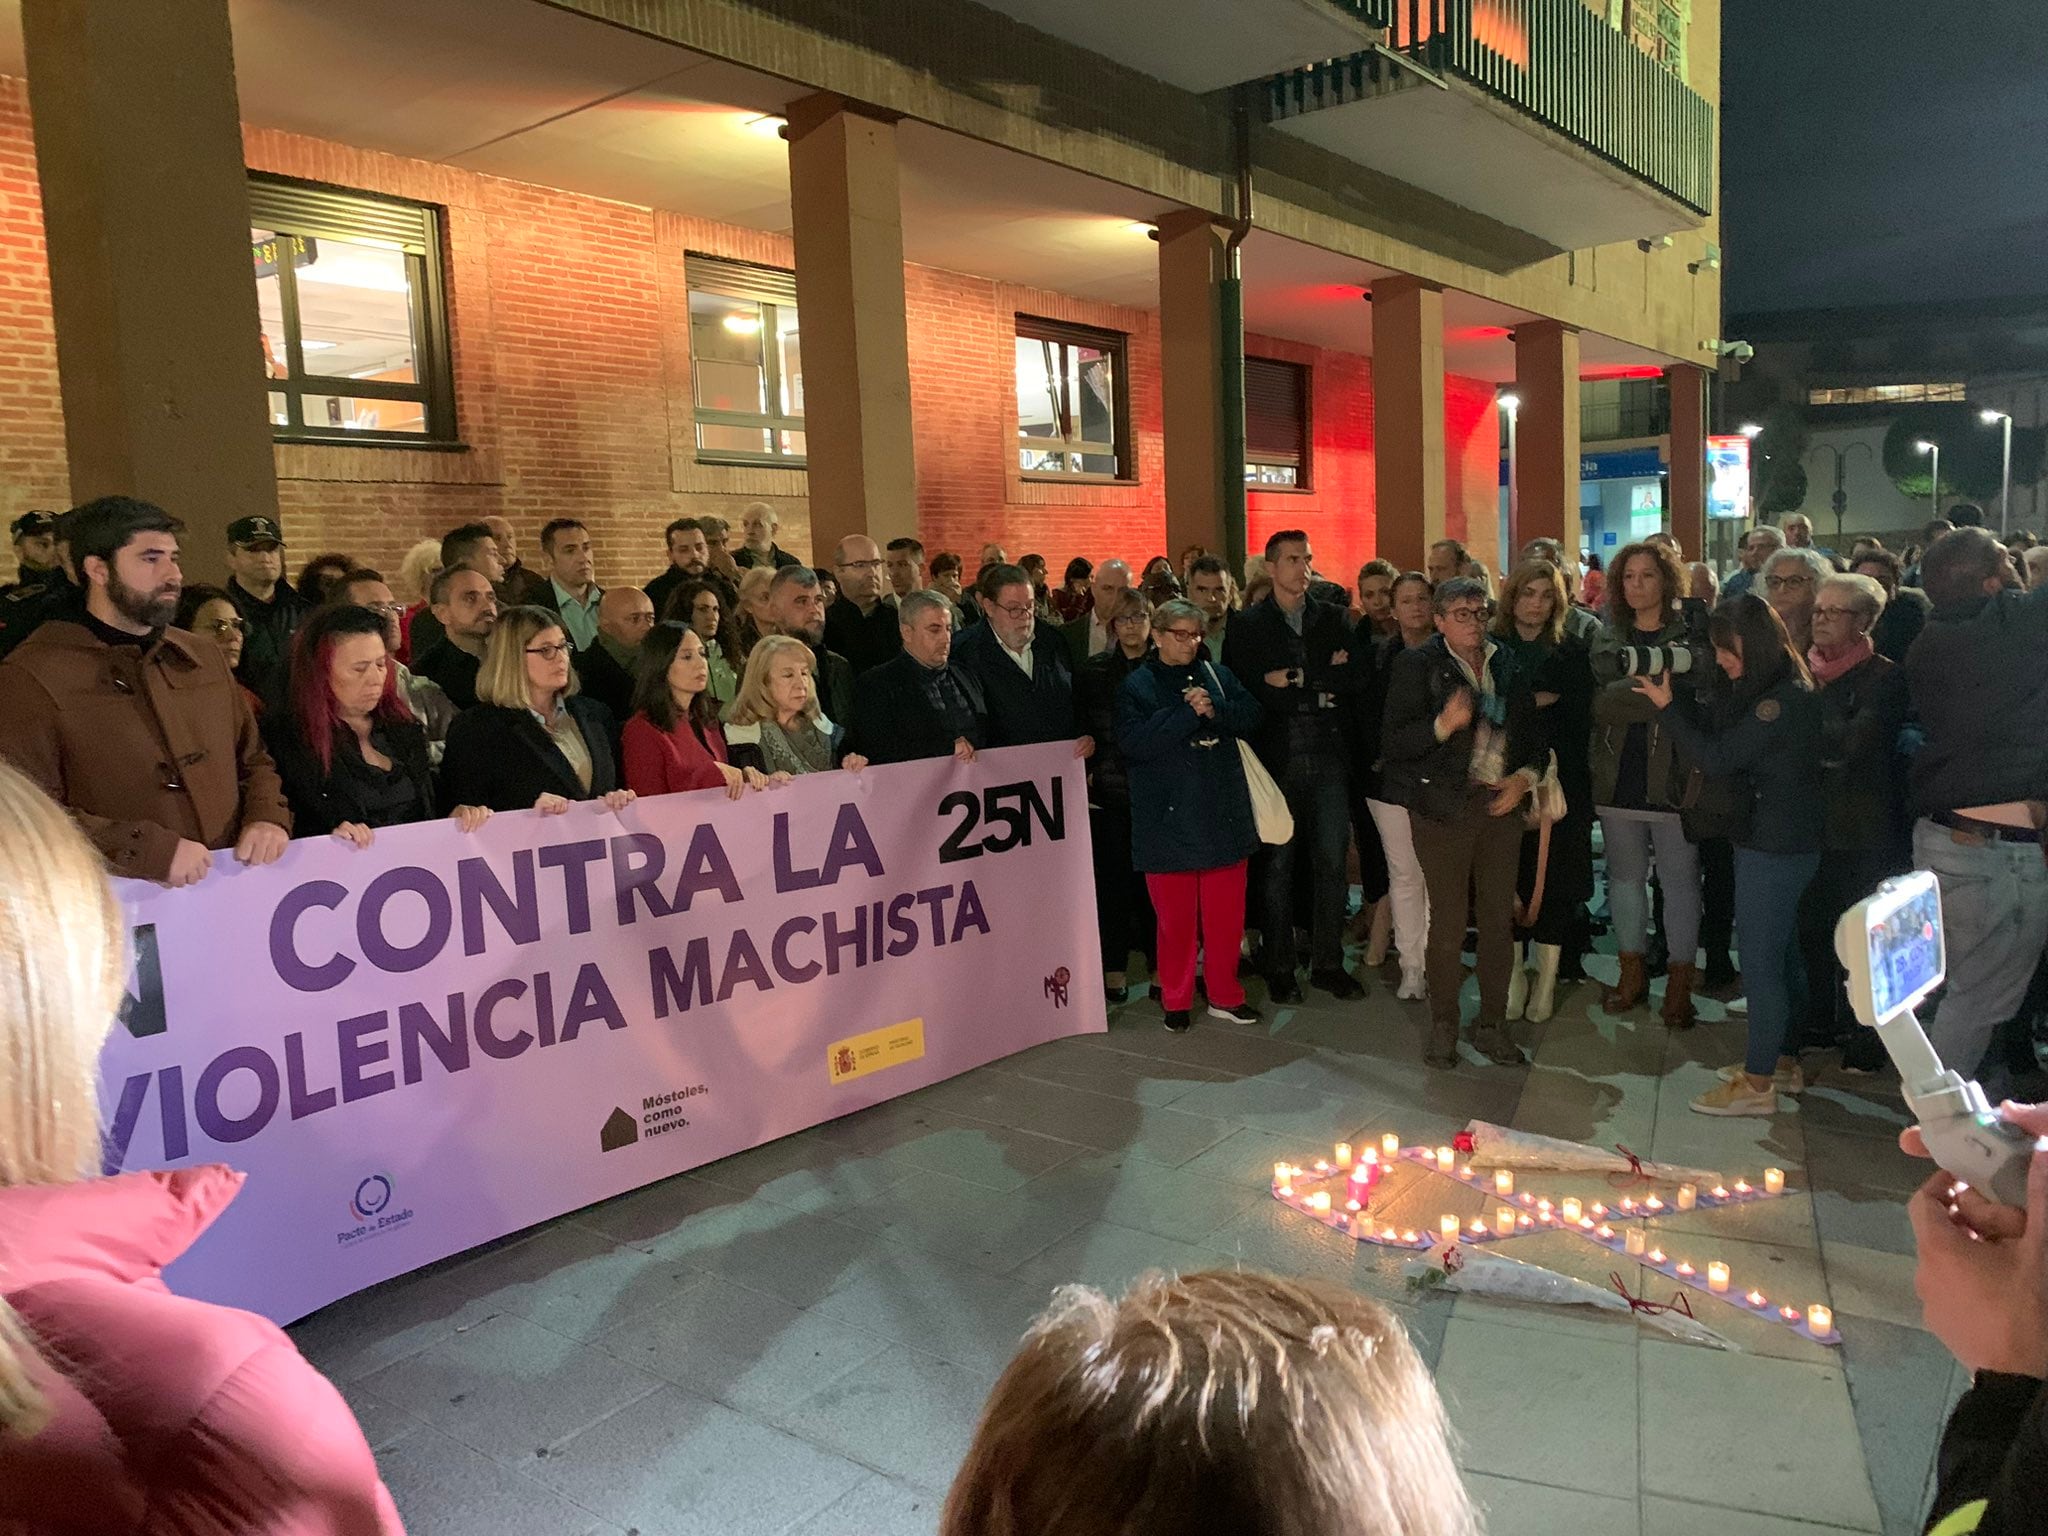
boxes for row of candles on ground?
[1279,1139,1838,1342]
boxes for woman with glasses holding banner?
[176,583,264,720]
[1380,577,1544,1069]
[0,762,406,1531]
[440,606,635,817]
[1116,599,1265,1035]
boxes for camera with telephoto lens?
[1617,600,1713,680]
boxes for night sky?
[1721,0,2048,316]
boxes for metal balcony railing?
[1268,0,1715,215]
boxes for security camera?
[1700,339,1755,363]
[1637,236,1673,253]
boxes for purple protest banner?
[103,743,1104,1323]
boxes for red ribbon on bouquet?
[1608,1272,1695,1319]
[1606,1144,1650,1188]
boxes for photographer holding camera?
[1590,540,1714,1025]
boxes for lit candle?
[1348,1213,1367,1237]
[1277,1184,1294,1199]
[1441,1213,1461,1244]
[1674,1261,1696,1278]
[1436,1146,1455,1172]
[1458,1165,1475,1180]
[1733,1179,1752,1195]
[1644,1195,1665,1213]
[1710,1185,1729,1201]
[1807,1304,1834,1336]
[1590,1202,1608,1217]
[1469,1218,1488,1235]
[1620,1197,1638,1212]
[1707,1262,1730,1294]
[1495,1207,1516,1236]
[1334,1142,1354,1170]
[1779,1305,1801,1322]
[1381,1225,1398,1241]
[1596,1223,1617,1239]
[1494,1168,1515,1196]
[1401,1229,1419,1245]
[1308,1192,1331,1214]
[1382,1132,1401,1158]
[1764,1167,1785,1195]
[1345,1198,1362,1212]
[1647,1247,1667,1266]
[1561,1197,1583,1223]
[1274,1162,1292,1186]
[1745,1290,1767,1309]
[1520,1192,1535,1206]
[1624,1228,1647,1256]
[1537,1199,1552,1215]
[1676,1183,1697,1211]
[1313,1159,1330,1175]
[1517,1213,1534,1228]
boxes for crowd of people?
[1,493,2043,1102]
[1,489,2045,1533]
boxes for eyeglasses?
[1156,627,1203,642]
[1442,605,1491,624]
[356,602,404,618]
[837,558,885,572]
[525,642,573,661]
[1112,613,1151,627]
[991,601,1035,620]
[1764,574,1812,590]
[1813,605,1861,621]
[202,616,248,636]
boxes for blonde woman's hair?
[726,634,821,728]
[1492,558,1569,647]
[0,763,131,1436]
[737,565,775,610]
[475,605,580,710]
[396,538,443,605]
[941,1269,1479,1536]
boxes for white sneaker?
[1397,968,1426,1001]
[1506,963,1529,1022]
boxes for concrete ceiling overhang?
[1273,76,1703,251]
[966,0,1382,92]
[0,0,1680,379]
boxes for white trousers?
[1367,798,1430,971]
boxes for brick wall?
[0,73,1503,595]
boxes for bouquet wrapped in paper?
[1460,1121,1723,1187]
[1404,1245,1736,1351]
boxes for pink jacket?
[0,1166,403,1535]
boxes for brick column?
[786,94,916,557]
[1370,276,1445,571]
[1666,364,1708,560]
[1156,211,1232,567]
[21,0,279,543]
[1513,319,1582,558]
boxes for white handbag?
[1203,664,1294,844]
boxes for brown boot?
[1603,952,1648,1012]
[1424,1015,1459,1069]
[1661,962,1699,1031]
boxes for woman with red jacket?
[0,760,404,1533]
[619,621,762,799]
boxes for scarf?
[1808,634,1872,687]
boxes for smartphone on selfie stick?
[1835,871,2034,1210]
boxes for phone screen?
[1868,882,1942,1021]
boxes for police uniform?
[0,512,72,661]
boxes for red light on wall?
[1580,364,1666,381]
[1447,324,1513,342]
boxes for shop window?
[1245,357,1310,488]
[1015,317,1130,479]
[1807,382,1967,407]
[251,175,455,445]
[687,254,805,466]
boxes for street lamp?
[1916,440,1940,519]
[1499,390,1521,545]
[1980,408,2013,536]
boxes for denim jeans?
[1263,763,1350,976]
[1915,819,2048,1088]
[1600,809,1701,963]
[1736,847,1822,1076]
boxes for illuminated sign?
[1706,435,1752,520]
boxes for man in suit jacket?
[572,587,654,728]
[1223,529,1363,1004]
[765,564,855,728]
[953,563,1093,755]
[1059,557,1132,671]
[847,591,986,766]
